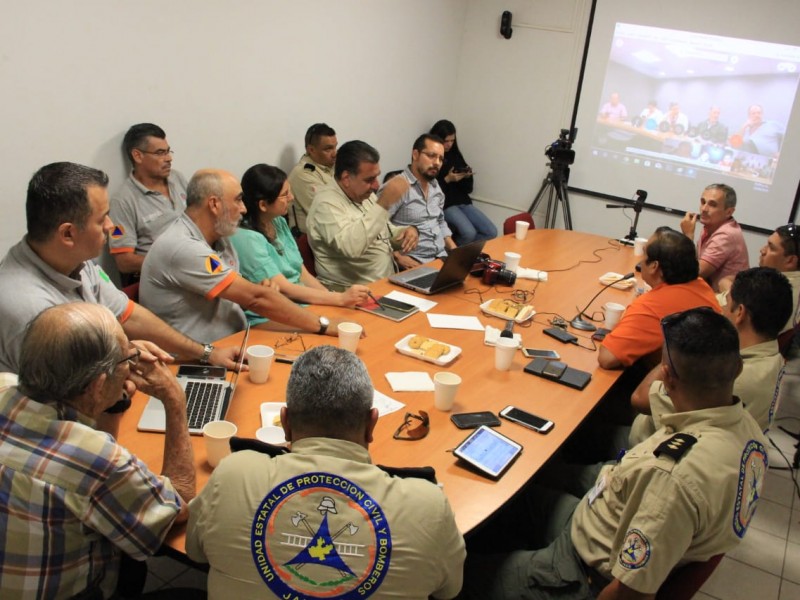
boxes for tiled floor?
[143,425,800,598]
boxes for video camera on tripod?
[545,128,576,167]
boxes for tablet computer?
[453,425,522,479]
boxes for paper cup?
[434,372,462,411]
[495,337,519,371]
[633,237,648,256]
[604,302,626,329]
[338,322,363,352]
[246,345,275,384]
[504,251,521,273]
[203,420,238,468]
[515,220,530,240]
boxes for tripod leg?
[559,180,573,230]
[528,175,553,214]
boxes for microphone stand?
[607,190,648,246]
[570,272,635,332]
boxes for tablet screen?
[453,426,522,478]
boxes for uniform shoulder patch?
[205,254,224,274]
[110,225,125,238]
[304,163,317,172]
[619,528,651,570]
[653,433,697,461]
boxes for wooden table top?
[118,228,641,553]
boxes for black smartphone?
[521,348,560,360]
[499,406,554,434]
[543,327,578,344]
[377,297,417,312]
[592,328,611,341]
[176,364,226,378]
[450,411,502,429]
[542,360,568,379]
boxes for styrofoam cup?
[246,345,275,384]
[495,337,519,371]
[338,322,363,352]
[604,302,626,329]
[434,372,461,411]
[504,251,521,273]
[203,420,238,468]
[515,221,530,240]
[633,237,648,256]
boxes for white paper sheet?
[426,313,485,331]
[373,389,405,417]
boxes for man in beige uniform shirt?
[307,140,418,291]
[287,123,338,235]
[629,267,792,444]
[186,346,466,599]
[460,308,767,599]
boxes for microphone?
[569,272,635,332]
[500,320,515,339]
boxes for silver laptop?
[388,240,486,295]
[137,323,250,435]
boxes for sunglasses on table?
[393,410,430,440]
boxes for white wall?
[0,0,770,268]
[0,0,466,253]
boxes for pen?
[367,290,385,311]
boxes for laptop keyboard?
[185,381,225,430]
[407,271,438,289]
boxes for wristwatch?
[317,316,330,335]
[200,343,214,364]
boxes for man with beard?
[140,169,350,342]
[388,134,455,268]
[110,123,188,277]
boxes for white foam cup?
[604,302,626,329]
[495,337,519,371]
[246,345,275,384]
[338,322,363,352]
[434,372,462,411]
[203,420,238,468]
[515,221,530,240]
[504,251,521,273]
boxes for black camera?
[482,265,517,286]
[545,128,576,166]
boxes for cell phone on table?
[450,411,501,429]
[377,297,417,312]
[499,406,554,434]
[521,348,560,360]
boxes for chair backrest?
[121,282,140,303]
[655,553,723,600]
[503,212,536,235]
[297,234,316,277]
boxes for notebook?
[388,240,486,295]
[137,323,250,435]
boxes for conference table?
[119,228,641,555]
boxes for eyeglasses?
[660,306,718,379]
[393,411,430,441]
[419,150,444,163]
[138,148,173,157]
[275,333,307,353]
[115,348,140,368]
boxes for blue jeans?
[445,204,497,246]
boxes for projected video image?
[591,23,800,188]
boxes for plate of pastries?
[395,334,462,366]
[480,298,535,323]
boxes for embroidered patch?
[619,528,650,570]
[205,254,224,274]
[110,225,125,239]
[250,472,391,599]
[733,439,767,538]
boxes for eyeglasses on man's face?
[393,410,430,440]
[138,148,174,157]
[115,348,140,369]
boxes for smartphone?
[543,327,578,344]
[450,411,502,429]
[177,365,227,379]
[521,348,560,360]
[377,297,417,312]
[542,360,568,379]
[499,406,554,434]
[591,328,610,342]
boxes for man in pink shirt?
[680,183,749,291]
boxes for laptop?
[388,240,486,295]
[137,323,250,435]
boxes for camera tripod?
[528,164,573,230]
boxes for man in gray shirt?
[140,169,351,341]
[388,134,455,268]
[110,123,188,277]
[0,162,240,373]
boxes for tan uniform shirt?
[630,340,783,444]
[306,182,403,291]
[186,438,465,599]
[287,154,334,234]
[784,270,800,335]
[573,401,767,594]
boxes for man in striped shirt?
[0,302,195,599]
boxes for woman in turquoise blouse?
[231,163,369,308]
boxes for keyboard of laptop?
[406,271,438,289]
[185,381,226,430]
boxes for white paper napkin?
[385,372,435,392]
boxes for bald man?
[140,169,353,343]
